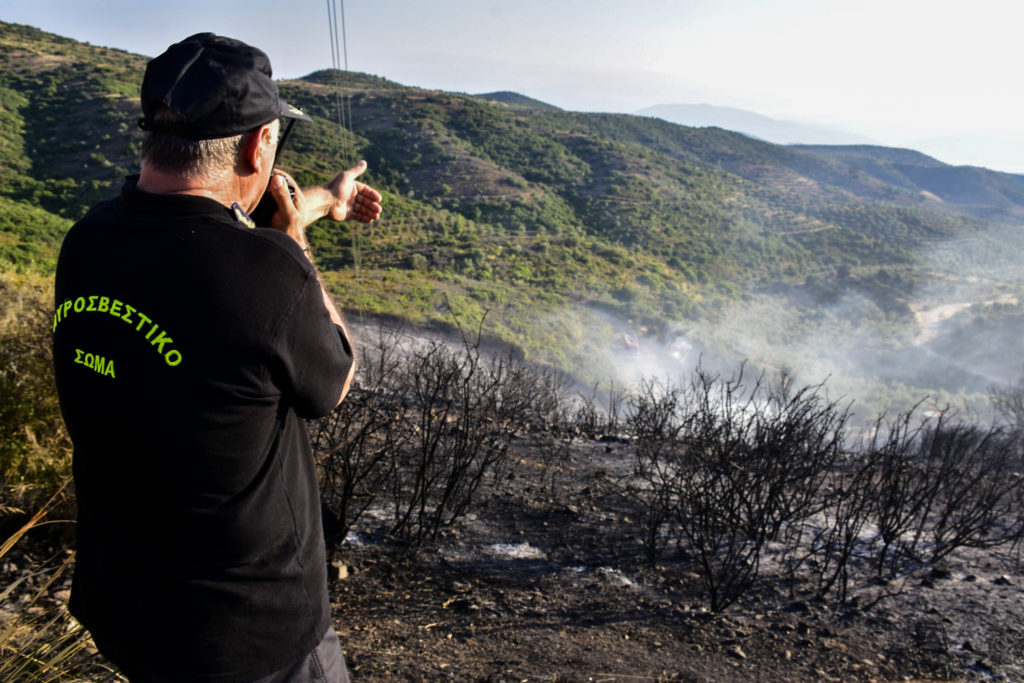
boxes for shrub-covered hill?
[0,22,145,269]
[3,20,1024,383]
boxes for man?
[52,33,381,682]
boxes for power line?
[326,0,353,167]
[326,0,361,277]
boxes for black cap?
[138,33,312,140]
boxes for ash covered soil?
[3,433,1023,681]
[330,437,1024,682]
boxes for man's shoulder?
[74,194,123,226]
[240,226,315,274]
[60,195,125,250]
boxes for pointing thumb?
[346,160,368,180]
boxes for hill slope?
[3,21,1024,407]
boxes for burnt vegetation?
[313,327,1024,616]
[313,321,575,547]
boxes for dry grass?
[0,483,119,682]
[0,555,88,683]
[0,272,74,521]
[0,272,124,681]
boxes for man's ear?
[240,124,275,174]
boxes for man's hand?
[268,171,311,249]
[267,161,383,250]
[324,160,383,224]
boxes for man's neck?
[137,165,255,210]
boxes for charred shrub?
[990,374,1024,434]
[515,367,578,493]
[311,328,408,545]
[921,421,1024,562]
[624,366,849,611]
[857,409,932,577]
[861,412,1024,575]
[314,325,553,547]
[386,338,532,544]
[786,409,1024,605]
[626,378,686,566]
[791,452,878,604]
[571,381,625,440]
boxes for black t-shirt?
[52,179,353,681]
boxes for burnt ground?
[328,437,1024,683]
[3,435,1023,681]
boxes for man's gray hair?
[140,107,245,178]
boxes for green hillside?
[3,21,1023,406]
[0,22,144,270]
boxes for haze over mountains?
[485,92,1024,176]
[635,103,877,147]
[636,102,1024,176]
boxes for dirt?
[4,436,1023,681]
[909,295,1018,346]
[328,437,1024,682]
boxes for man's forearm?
[308,255,356,405]
[298,186,335,227]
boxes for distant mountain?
[636,103,876,146]
[473,91,561,111]
[792,145,1024,215]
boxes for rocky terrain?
[327,437,1024,682]
[3,430,1024,681]
[2,432,1024,679]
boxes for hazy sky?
[6,0,1024,171]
